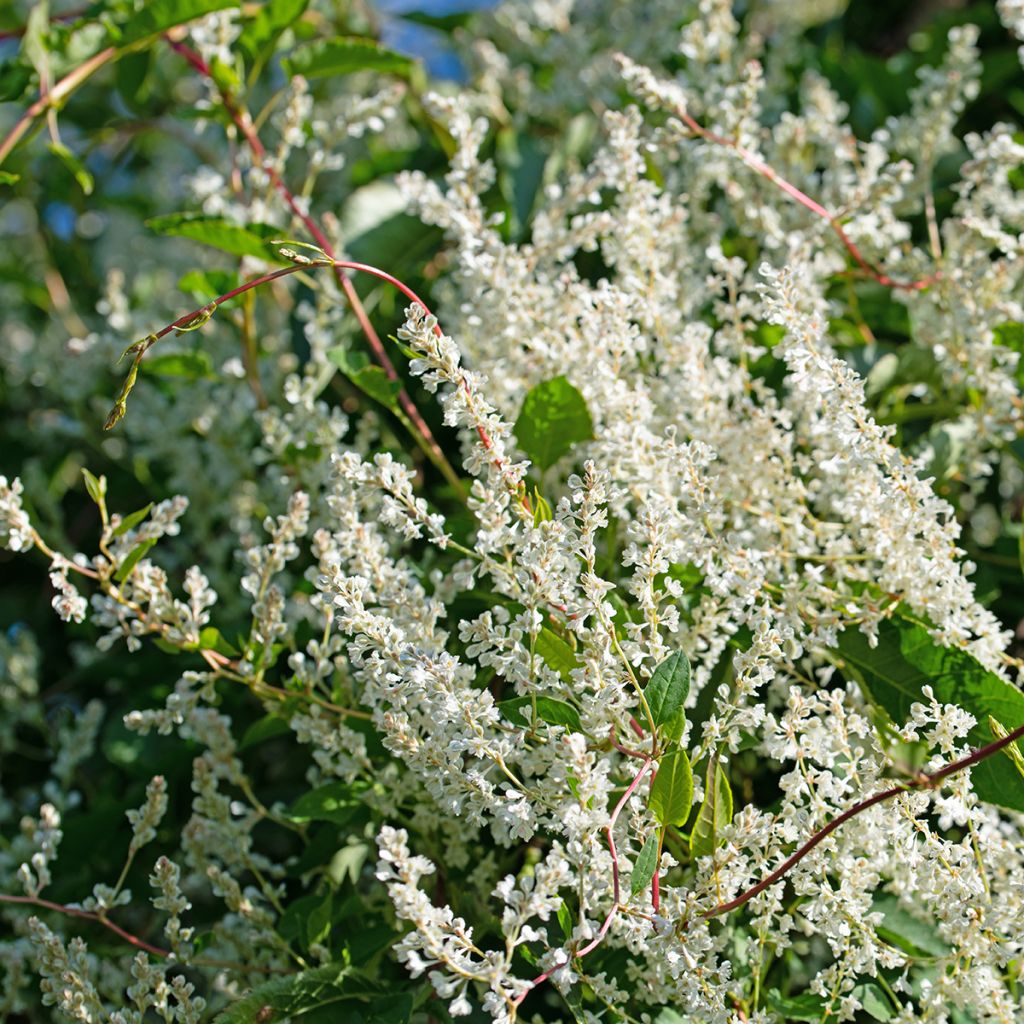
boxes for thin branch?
[702,719,1024,920]
[164,37,464,495]
[514,757,653,1005]
[0,46,117,166]
[658,95,937,293]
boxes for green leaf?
[119,0,239,46]
[178,269,239,299]
[327,348,401,410]
[514,376,594,472]
[305,888,333,948]
[112,502,153,537]
[240,713,292,751]
[645,651,690,729]
[853,982,895,1022]
[630,831,660,897]
[649,750,694,828]
[871,893,948,958]
[557,899,573,940]
[690,756,733,859]
[288,782,363,825]
[766,989,826,1022]
[533,628,580,683]
[988,716,1024,782]
[0,60,33,104]
[145,351,216,380]
[531,488,553,526]
[0,170,20,185]
[47,142,93,195]
[239,0,309,70]
[993,321,1024,386]
[661,708,686,745]
[146,213,288,263]
[198,626,240,657]
[837,616,1024,810]
[81,468,106,506]
[115,538,157,582]
[283,37,414,80]
[498,696,582,733]
[212,964,384,1023]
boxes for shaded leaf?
[212,964,385,1023]
[47,143,93,195]
[514,376,594,472]
[649,750,694,828]
[288,782,364,825]
[120,0,239,46]
[837,616,1024,810]
[630,831,659,897]
[283,37,413,80]
[327,348,400,410]
[690,756,733,859]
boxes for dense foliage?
[2,1,1024,1021]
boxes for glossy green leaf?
[283,37,414,80]
[146,213,288,263]
[288,782,363,825]
[645,651,690,729]
[327,348,401,410]
[837,616,1024,810]
[499,695,582,733]
[115,538,157,582]
[514,376,594,472]
[198,626,240,657]
[534,628,580,683]
[649,749,694,828]
[212,964,389,1023]
[112,503,153,537]
[630,831,660,897]
[557,899,573,939]
[119,0,239,46]
[690,756,733,859]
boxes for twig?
[163,38,464,495]
[702,719,1024,919]
[513,757,653,1005]
[0,892,290,974]
[658,92,937,293]
[0,46,117,166]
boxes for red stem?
[702,718,1024,920]
[514,757,653,1004]
[0,892,290,974]
[164,39,451,469]
[671,107,937,292]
